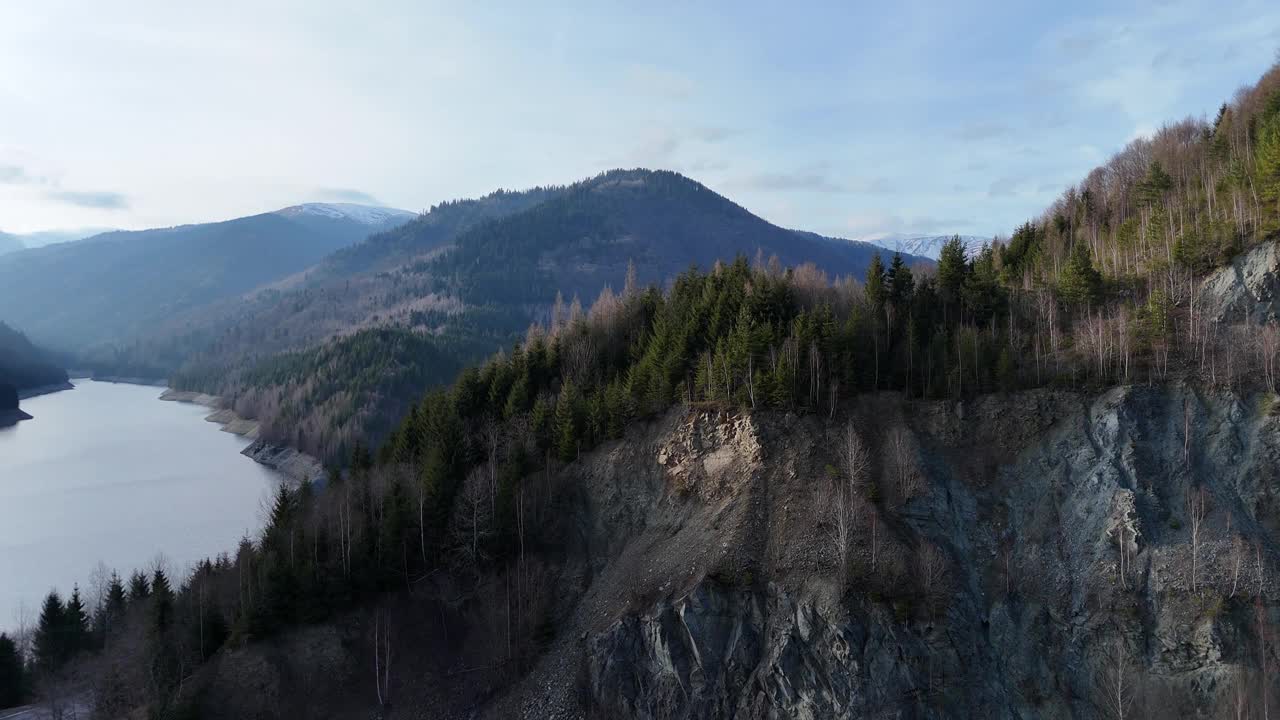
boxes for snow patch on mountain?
[863,234,990,261]
[276,203,415,226]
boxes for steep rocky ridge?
[187,384,1280,719]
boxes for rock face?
[1198,240,1280,323]
[180,386,1280,719]
[242,438,327,485]
[484,387,1280,719]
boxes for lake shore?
[18,380,76,400]
[159,389,327,485]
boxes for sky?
[1,0,1278,239]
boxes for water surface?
[0,380,279,631]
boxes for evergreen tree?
[1136,160,1174,207]
[104,572,127,625]
[1257,112,1280,211]
[150,569,174,633]
[127,570,150,605]
[1059,241,1103,308]
[937,236,968,318]
[864,253,886,309]
[64,586,89,657]
[555,381,579,462]
[887,252,914,309]
[32,590,65,674]
[0,633,24,708]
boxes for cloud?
[953,121,1013,141]
[842,211,973,239]
[728,170,890,194]
[626,64,696,100]
[0,164,44,185]
[987,176,1024,197]
[47,190,129,209]
[620,126,740,168]
[688,126,736,143]
[315,187,382,204]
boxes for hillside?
[0,321,68,392]
[0,203,413,357]
[50,241,1280,718]
[169,169,930,460]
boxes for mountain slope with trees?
[0,321,68,392]
[171,169,930,460]
[12,59,1280,720]
[0,204,413,359]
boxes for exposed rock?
[485,387,1280,719]
[1198,239,1280,323]
[242,438,327,486]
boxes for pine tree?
[0,632,24,708]
[127,570,150,605]
[887,252,914,309]
[103,572,127,637]
[555,381,579,463]
[151,569,174,633]
[64,586,89,657]
[1059,241,1103,308]
[32,590,65,674]
[1257,112,1280,211]
[864,253,887,309]
[937,236,968,320]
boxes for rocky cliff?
[490,386,1280,719]
[1199,239,1280,324]
[184,384,1280,719]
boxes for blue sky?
[1,0,1278,239]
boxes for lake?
[0,380,281,632]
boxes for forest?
[4,59,1280,720]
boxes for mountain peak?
[275,202,415,226]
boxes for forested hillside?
[0,204,412,360]
[14,59,1280,720]
[0,322,68,392]
[174,170,928,460]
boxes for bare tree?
[837,422,871,494]
[372,608,393,709]
[1187,486,1208,591]
[888,426,923,502]
[916,541,949,610]
[1095,635,1137,720]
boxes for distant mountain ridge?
[866,233,989,261]
[164,168,932,460]
[0,203,414,360]
[275,202,415,226]
[0,227,117,254]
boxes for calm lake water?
[0,380,280,632]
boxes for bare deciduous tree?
[1095,635,1137,720]
[888,426,923,502]
[916,541,949,610]
[1187,486,1208,591]
[372,608,393,709]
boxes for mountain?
[0,321,68,393]
[168,169,931,459]
[865,233,989,260]
[0,227,118,255]
[0,203,414,357]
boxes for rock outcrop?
[488,387,1280,719]
[1198,239,1280,323]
